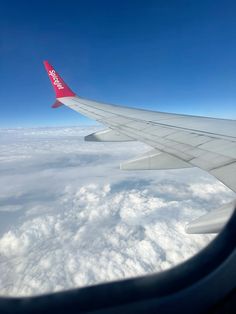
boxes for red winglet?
[43,61,76,98]
[52,100,63,108]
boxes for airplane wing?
[43,61,236,234]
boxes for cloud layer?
[0,127,234,296]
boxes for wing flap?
[120,150,192,170]
[85,129,135,142]
[185,201,236,234]
[210,162,236,193]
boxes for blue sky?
[0,0,236,127]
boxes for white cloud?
[0,127,234,297]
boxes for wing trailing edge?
[186,201,236,234]
[85,129,135,142]
[120,150,192,170]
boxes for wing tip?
[51,100,63,109]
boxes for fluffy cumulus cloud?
[0,127,235,297]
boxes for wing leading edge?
[44,61,236,234]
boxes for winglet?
[43,61,76,99]
[52,100,63,109]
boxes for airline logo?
[48,70,64,90]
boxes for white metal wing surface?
[44,61,236,234]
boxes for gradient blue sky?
[1,0,236,127]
